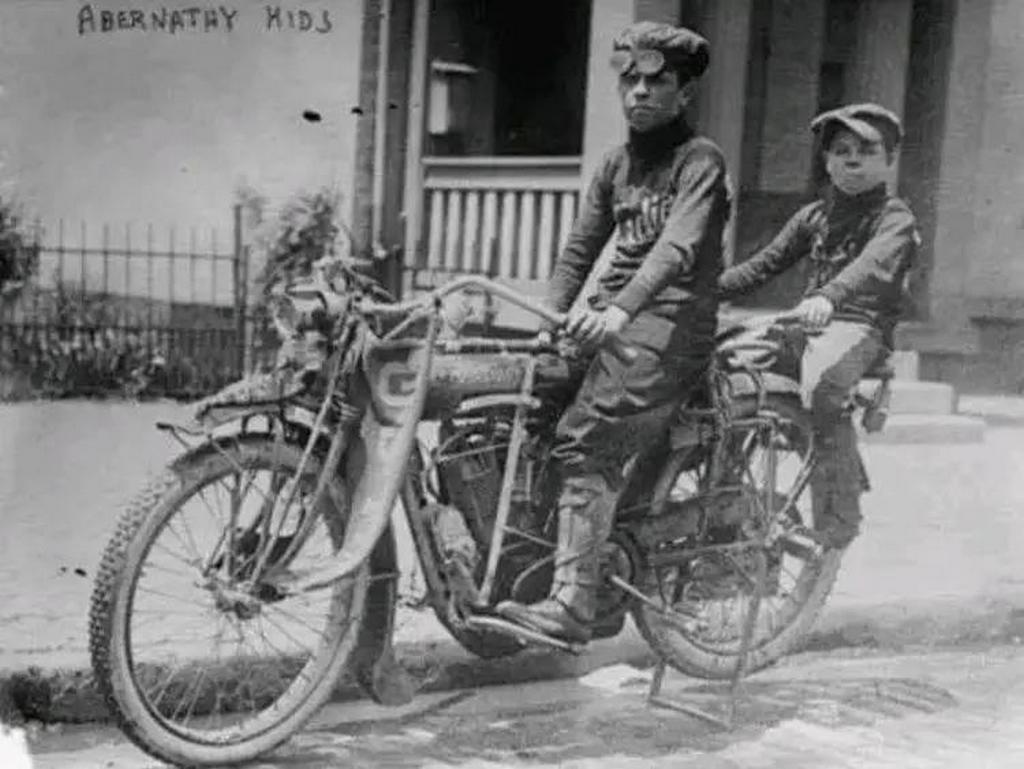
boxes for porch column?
[927,0,993,332]
[965,0,1024,313]
[848,0,913,113]
[567,0,633,310]
[697,0,753,265]
[846,0,914,188]
[579,0,634,186]
[758,0,828,193]
[634,0,678,24]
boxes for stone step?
[890,349,920,380]
[887,379,957,415]
[859,413,986,445]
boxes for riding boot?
[810,417,866,550]
[497,475,616,643]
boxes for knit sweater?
[548,117,731,320]
[718,184,919,334]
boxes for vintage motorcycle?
[88,257,894,766]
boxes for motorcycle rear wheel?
[633,395,842,680]
[89,433,368,767]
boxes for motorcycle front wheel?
[89,432,368,767]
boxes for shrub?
[0,198,39,296]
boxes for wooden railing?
[407,156,582,292]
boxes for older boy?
[718,103,919,549]
[497,21,731,643]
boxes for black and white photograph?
[1,1,1023,767]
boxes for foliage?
[238,185,354,369]
[0,198,40,296]
[0,283,235,400]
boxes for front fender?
[175,369,311,433]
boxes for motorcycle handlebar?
[359,275,641,366]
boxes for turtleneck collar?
[628,115,693,161]
[826,182,888,218]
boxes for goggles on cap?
[610,47,668,77]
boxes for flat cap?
[613,21,710,80]
[811,102,903,151]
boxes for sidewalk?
[2,400,1024,724]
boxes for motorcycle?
[88,257,894,766]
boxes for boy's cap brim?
[811,103,903,147]
[815,114,885,144]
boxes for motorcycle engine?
[430,413,560,602]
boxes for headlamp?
[270,283,347,340]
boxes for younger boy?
[718,103,919,549]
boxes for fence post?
[232,204,249,376]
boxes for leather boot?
[810,418,865,550]
[497,476,616,643]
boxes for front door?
[403,0,592,316]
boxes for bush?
[0,198,39,295]
[239,186,353,370]
[0,283,233,400]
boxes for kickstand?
[646,546,768,731]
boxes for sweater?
[718,184,919,335]
[548,117,731,320]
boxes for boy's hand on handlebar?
[565,305,630,347]
[793,295,834,330]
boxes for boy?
[718,102,919,549]
[498,21,731,643]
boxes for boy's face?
[824,128,892,195]
[618,66,692,133]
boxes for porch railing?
[406,156,582,293]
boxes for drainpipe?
[370,0,392,260]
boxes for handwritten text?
[77,5,335,35]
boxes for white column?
[579,0,634,186]
[966,0,1024,306]
[634,0,678,25]
[568,0,635,313]
[401,0,430,266]
[927,0,992,330]
[757,0,827,193]
[847,0,914,189]
[697,0,753,265]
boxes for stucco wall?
[0,1,364,242]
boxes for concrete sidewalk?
[2,401,1024,724]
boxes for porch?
[403,157,582,307]
[373,0,962,341]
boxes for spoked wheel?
[89,433,368,767]
[633,395,843,679]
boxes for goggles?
[610,47,668,77]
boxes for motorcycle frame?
[185,272,814,611]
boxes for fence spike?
[80,221,87,294]
[125,222,132,300]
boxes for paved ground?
[18,644,1024,767]
[3,400,1024,674]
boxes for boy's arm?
[814,204,918,307]
[547,152,617,314]
[610,145,729,318]
[717,206,813,299]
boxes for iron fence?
[0,207,250,400]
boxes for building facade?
[352,0,1024,393]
